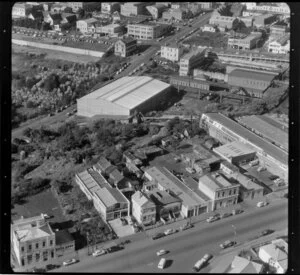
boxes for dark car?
[220,212,232,219]
[269,175,279,180]
[152,232,165,240]
[220,240,236,249]
[232,209,244,215]
[261,229,274,236]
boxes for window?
[51,250,54,258]
[27,254,33,264]
[21,258,25,266]
[43,241,46,247]
[233,189,236,194]
[222,192,225,197]
[21,247,24,252]
[50,240,53,246]
[43,251,48,261]
[28,244,32,251]
[36,243,39,249]
[36,253,40,262]
[229,190,232,196]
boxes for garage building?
[77,76,172,117]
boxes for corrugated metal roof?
[80,76,170,110]
[228,69,276,82]
[213,141,255,158]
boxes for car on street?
[192,254,213,272]
[92,249,106,257]
[63,259,77,266]
[180,223,193,231]
[220,212,232,219]
[269,174,279,180]
[164,228,176,235]
[260,229,274,236]
[257,201,268,208]
[206,214,220,223]
[232,209,244,215]
[156,249,168,256]
[220,240,236,249]
[257,166,266,172]
[152,232,165,240]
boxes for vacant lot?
[12,188,66,224]
[184,31,228,48]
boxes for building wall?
[127,24,169,40]
[121,2,148,16]
[170,77,210,90]
[240,188,264,201]
[55,240,75,258]
[115,40,137,57]
[161,45,183,62]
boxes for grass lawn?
[11,188,66,224]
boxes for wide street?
[52,199,287,273]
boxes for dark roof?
[203,113,288,165]
[55,229,74,245]
[228,69,276,82]
[120,36,137,44]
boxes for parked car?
[46,264,60,271]
[33,267,46,273]
[92,249,106,257]
[164,228,176,236]
[180,223,193,231]
[220,240,236,249]
[152,232,165,240]
[220,212,232,219]
[232,209,244,215]
[63,258,77,266]
[260,229,274,236]
[206,215,220,223]
[257,201,268,208]
[192,254,212,272]
[156,249,168,256]
[269,175,279,181]
[257,166,266,172]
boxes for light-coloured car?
[156,249,168,256]
[206,215,220,223]
[158,258,167,269]
[257,201,268,208]
[220,240,236,249]
[164,228,176,235]
[63,258,77,266]
[92,249,106,257]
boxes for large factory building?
[77,76,172,117]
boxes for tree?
[44,73,60,92]
[64,7,73,13]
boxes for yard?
[184,31,228,48]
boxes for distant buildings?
[11,215,56,269]
[162,8,188,21]
[228,255,263,273]
[114,36,137,57]
[209,15,239,30]
[75,168,130,221]
[227,32,262,50]
[245,2,290,16]
[120,2,151,17]
[96,23,124,37]
[76,18,99,33]
[131,191,156,225]
[201,24,217,32]
[200,113,288,181]
[227,68,276,98]
[67,2,99,12]
[161,43,184,62]
[179,47,206,76]
[127,22,170,40]
[253,14,277,28]
[101,2,120,14]
[146,4,167,19]
[268,34,290,54]
[12,3,33,18]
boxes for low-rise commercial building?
[127,22,170,40]
[246,2,290,16]
[253,14,277,28]
[268,33,290,54]
[13,3,33,18]
[11,215,56,270]
[120,2,151,17]
[76,18,99,33]
[209,15,239,30]
[213,141,256,165]
[146,4,167,19]
[55,230,75,258]
[227,68,276,98]
[96,23,124,37]
[131,191,156,225]
[101,2,120,14]
[270,24,288,38]
[170,75,210,91]
[228,32,262,50]
[75,168,130,221]
[198,173,239,211]
[179,47,206,76]
[238,16,253,27]
[200,113,288,181]
[161,43,184,62]
[114,36,137,57]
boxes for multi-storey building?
[131,191,156,225]
[270,24,287,38]
[12,3,33,18]
[245,2,290,16]
[179,47,206,76]
[101,2,120,14]
[198,173,240,211]
[120,2,152,17]
[253,14,277,28]
[162,8,188,21]
[127,23,169,40]
[11,215,56,270]
[75,168,130,221]
[96,23,124,37]
[200,113,288,181]
[268,33,290,54]
[114,36,137,57]
[76,18,99,33]
[146,4,167,19]
[67,2,99,12]
[209,15,239,29]
[161,43,184,62]
[238,16,254,27]
[228,32,262,50]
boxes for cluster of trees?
[13,18,51,31]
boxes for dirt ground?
[12,44,100,64]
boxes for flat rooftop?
[236,115,288,151]
[202,113,288,165]
[213,141,256,159]
[228,69,276,82]
[199,173,236,192]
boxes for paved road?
[52,200,287,273]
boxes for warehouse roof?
[236,115,288,151]
[80,76,170,110]
[228,69,276,82]
[213,141,256,159]
[199,173,237,192]
[227,172,263,191]
[149,189,182,205]
[202,113,288,165]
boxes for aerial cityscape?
[11,1,289,273]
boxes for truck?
[192,254,212,272]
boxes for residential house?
[219,161,240,175]
[12,3,33,18]
[238,16,254,27]
[123,151,143,166]
[198,172,240,211]
[106,166,125,186]
[75,169,130,221]
[131,191,156,225]
[112,11,121,22]
[76,18,99,33]
[146,4,167,19]
[120,2,152,17]
[93,157,114,175]
[161,43,184,62]
[126,162,143,178]
[228,255,263,273]
[270,24,287,39]
[258,240,288,273]
[55,229,75,258]
[135,146,164,159]
[67,2,100,12]
[101,2,120,14]
[11,215,56,270]
[27,9,44,21]
[114,36,137,57]
[127,22,170,40]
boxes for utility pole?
[232,224,237,240]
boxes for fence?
[12,39,105,58]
